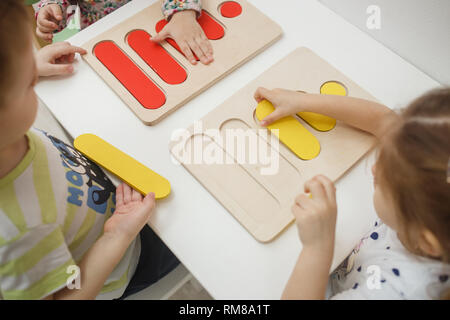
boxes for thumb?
[50,5,62,21]
[142,192,156,211]
[151,28,170,42]
[260,108,285,126]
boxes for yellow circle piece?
[320,81,347,96]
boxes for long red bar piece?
[94,41,166,109]
[128,30,187,85]
[155,10,225,60]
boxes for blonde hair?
[376,88,450,263]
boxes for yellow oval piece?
[256,100,320,160]
[74,134,170,199]
[296,81,346,132]
[296,111,336,132]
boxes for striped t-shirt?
[0,129,140,300]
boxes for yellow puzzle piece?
[256,100,320,160]
[74,134,171,199]
[296,81,347,132]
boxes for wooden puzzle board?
[169,47,377,243]
[81,0,282,125]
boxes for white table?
[35,0,439,299]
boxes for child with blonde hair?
[253,86,450,299]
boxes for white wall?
[319,0,450,85]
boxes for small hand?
[254,87,306,126]
[36,42,87,77]
[36,4,62,42]
[152,10,213,65]
[291,175,337,249]
[104,183,156,242]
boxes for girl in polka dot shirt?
[254,87,450,299]
[35,0,213,64]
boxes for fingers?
[254,87,275,104]
[187,38,208,64]
[36,27,53,42]
[123,183,132,203]
[304,177,327,201]
[40,63,74,77]
[179,40,197,65]
[131,188,143,201]
[49,42,87,58]
[313,175,336,202]
[194,35,213,64]
[37,18,58,32]
[151,28,170,43]
[49,4,63,21]
[142,192,156,211]
[115,183,124,207]
[260,109,285,126]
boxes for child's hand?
[254,87,305,126]
[36,4,62,42]
[36,42,87,77]
[104,183,156,242]
[152,10,213,65]
[292,175,337,250]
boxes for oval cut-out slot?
[94,41,166,109]
[220,1,242,18]
[156,10,225,60]
[256,100,320,160]
[127,30,187,85]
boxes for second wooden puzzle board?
[170,47,377,243]
[82,0,282,125]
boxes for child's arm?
[152,0,213,65]
[254,87,398,139]
[36,1,70,42]
[45,184,155,300]
[282,175,337,300]
[35,42,86,77]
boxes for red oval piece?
[220,1,242,18]
[127,30,187,85]
[94,41,166,109]
[197,10,225,40]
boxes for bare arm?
[44,184,155,300]
[254,88,399,139]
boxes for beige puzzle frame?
[169,47,377,242]
[81,0,283,125]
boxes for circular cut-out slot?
[320,81,347,96]
[219,1,243,18]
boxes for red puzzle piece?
[94,41,166,109]
[128,29,187,85]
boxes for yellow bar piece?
[74,134,170,199]
[256,100,320,160]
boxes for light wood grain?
[81,0,282,125]
[169,47,377,243]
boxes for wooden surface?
[170,47,377,242]
[35,0,439,299]
[81,0,282,125]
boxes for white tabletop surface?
[35,0,440,299]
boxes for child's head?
[373,88,450,261]
[0,0,38,150]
